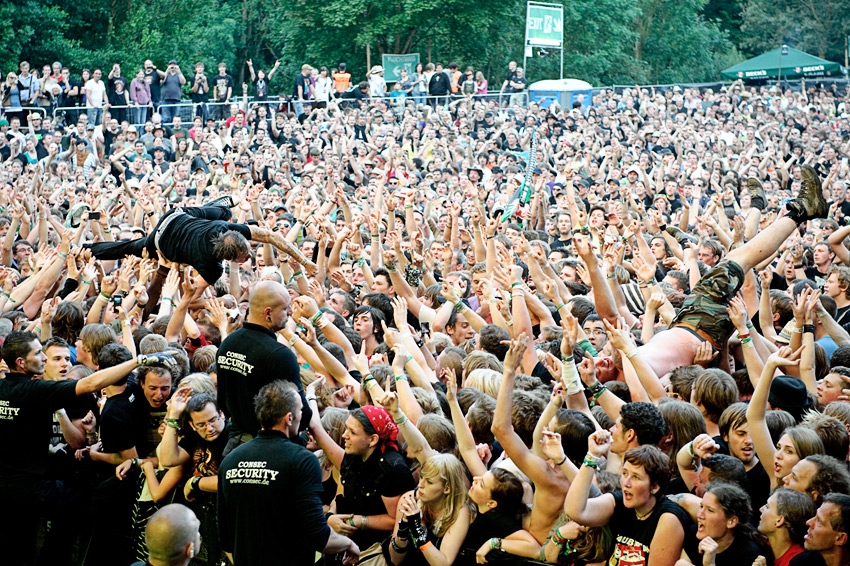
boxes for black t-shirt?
[144,70,162,102]
[293,73,309,99]
[179,422,230,477]
[461,509,522,559]
[217,323,310,438]
[128,382,168,458]
[608,492,693,566]
[213,74,234,102]
[746,461,770,512]
[108,76,130,95]
[337,448,415,549]
[0,373,79,482]
[218,430,332,566]
[684,526,762,566]
[804,265,829,287]
[100,388,143,455]
[254,78,270,100]
[157,210,252,285]
[48,392,98,455]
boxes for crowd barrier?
[41,90,530,128]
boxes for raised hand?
[504,333,529,374]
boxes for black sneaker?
[65,203,91,228]
[206,195,240,209]
[787,165,827,223]
[746,177,766,211]
[665,225,697,247]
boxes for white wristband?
[561,360,583,395]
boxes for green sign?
[526,2,563,47]
[382,53,420,83]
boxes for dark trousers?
[0,478,85,566]
[86,205,231,262]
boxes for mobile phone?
[420,321,431,337]
[89,211,101,220]
[111,295,123,312]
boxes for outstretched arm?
[249,226,317,276]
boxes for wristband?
[299,257,308,266]
[394,413,408,425]
[577,339,598,357]
[58,252,68,259]
[147,211,156,218]
[395,374,409,383]
[81,278,91,285]
[510,282,522,289]
[803,324,815,334]
[99,292,111,301]
[420,541,434,552]
[555,455,568,466]
[55,408,67,417]
[391,538,408,554]
[583,453,601,468]
[357,258,365,268]
[165,418,180,429]
[737,332,750,340]
[291,270,303,279]
[310,311,323,326]
[306,396,317,403]
[625,350,639,360]
[555,302,566,312]
[386,262,397,272]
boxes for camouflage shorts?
[672,259,744,348]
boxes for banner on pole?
[382,54,420,83]
[526,2,563,48]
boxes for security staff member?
[218,380,360,565]
[217,281,312,456]
[0,330,178,566]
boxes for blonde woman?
[389,453,473,566]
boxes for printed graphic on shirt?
[0,399,21,420]
[610,536,649,566]
[225,460,279,485]
[216,351,254,376]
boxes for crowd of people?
[0,58,526,130]
[3,52,850,566]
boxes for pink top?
[476,80,488,95]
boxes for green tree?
[740,0,850,62]
[633,0,738,83]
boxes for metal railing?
[0,106,49,119]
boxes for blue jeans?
[159,100,180,125]
[86,107,102,125]
[132,105,147,126]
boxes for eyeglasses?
[192,414,222,430]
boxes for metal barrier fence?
[45,90,530,129]
[0,106,49,120]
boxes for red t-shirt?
[775,543,805,566]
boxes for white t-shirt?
[314,76,332,103]
[85,79,106,108]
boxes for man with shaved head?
[132,503,200,566]
[217,281,311,456]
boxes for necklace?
[635,503,656,520]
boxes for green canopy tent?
[721,46,843,81]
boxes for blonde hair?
[419,454,472,538]
[465,368,502,398]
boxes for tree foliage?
[740,0,850,62]
[0,0,748,88]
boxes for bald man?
[132,504,200,566]
[216,281,311,456]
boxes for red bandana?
[361,405,399,453]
